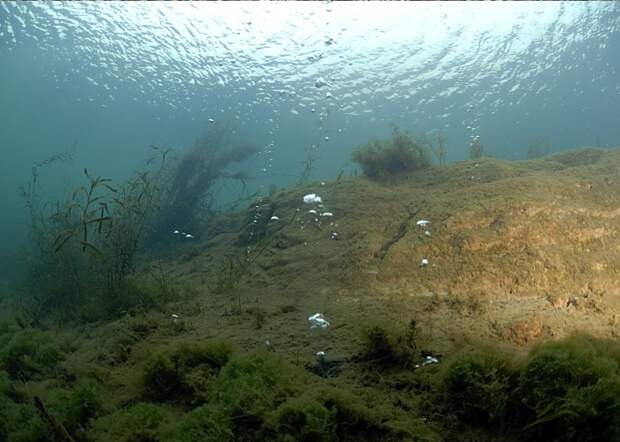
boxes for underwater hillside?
[1,2,620,441]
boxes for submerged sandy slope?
[138,146,620,370]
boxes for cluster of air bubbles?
[246,199,273,242]
[416,219,432,267]
[310,76,344,147]
[301,190,339,240]
[308,313,330,329]
[173,229,194,239]
[260,142,275,173]
[415,355,440,368]
[464,122,482,145]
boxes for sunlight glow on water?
[2,1,618,125]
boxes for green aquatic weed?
[352,127,432,178]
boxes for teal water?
[1,1,619,278]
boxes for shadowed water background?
[0,2,619,277]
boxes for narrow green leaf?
[84,216,112,225]
[54,232,73,253]
[79,240,104,259]
[53,229,73,246]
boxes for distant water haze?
[1,1,619,278]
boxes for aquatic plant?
[269,396,335,441]
[88,402,173,442]
[236,197,276,247]
[0,327,64,380]
[215,209,298,314]
[210,351,295,432]
[214,255,245,297]
[143,341,233,404]
[315,386,437,441]
[431,131,448,165]
[64,378,105,433]
[440,333,620,440]
[359,319,418,367]
[526,136,552,159]
[0,378,47,441]
[442,349,515,426]
[143,353,184,402]
[150,123,258,242]
[468,136,485,159]
[247,306,267,330]
[517,333,620,440]
[173,341,233,371]
[351,127,432,178]
[298,144,320,185]
[21,147,171,319]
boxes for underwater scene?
[1,2,620,441]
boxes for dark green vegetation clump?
[352,127,432,178]
[142,341,233,403]
[442,348,515,426]
[107,343,437,442]
[2,315,617,442]
[0,370,48,441]
[152,124,258,242]
[90,402,175,442]
[0,323,110,441]
[0,327,439,442]
[63,378,106,434]
[0,323,63,380]
[441,333,620,440]
[173,351,436,442]
[519,334,620,441]
[359,320,418,367]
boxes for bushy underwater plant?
[149,121,259,244]
[0,323,64,381]
[19,123,259,322]
[351,127,432,178]
[468,136,485,159]
[142,341,234,404]
[20,146,171,320]
[440,333,620,440]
